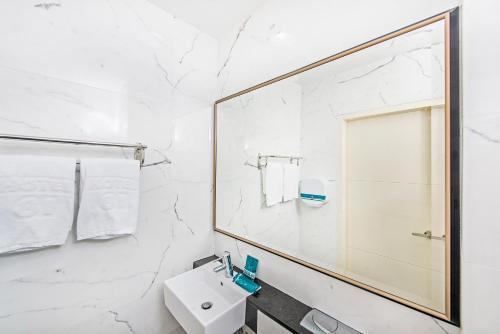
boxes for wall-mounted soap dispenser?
[299,178,328,207]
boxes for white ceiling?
[147,0,268,40]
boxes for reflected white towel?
[283,164,299,202]
[0,156,76,254]
[77,158,140,240]
[264,162,283,207]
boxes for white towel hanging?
[76,158,140,240]
[283,164,299,202]
[0,155,76,254]
[264,162,283,207]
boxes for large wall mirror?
[213,9,460,324]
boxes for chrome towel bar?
[0,133,170,168]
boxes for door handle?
[411,230,445,241]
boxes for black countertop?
[247,273,313,334]
[193,255,313,334]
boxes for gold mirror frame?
[213,8,460,325]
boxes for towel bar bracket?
[134,146,146,166]
[257,153,303,169]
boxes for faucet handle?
[222,251,233,277]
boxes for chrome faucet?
[213,251,234,278]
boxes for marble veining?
[217,15,252,78]
[33,3,61,10]
[465,126,499,144]
[227,188,244,227]
[9,271,154,286]
[179,33,201,65]
[141,244,171,299]
[431,317,450,334]
[173,195,195,235]
[108,310,136,333]
[0,303,100,320]
[0,116,47,134]
[337,56,396,84]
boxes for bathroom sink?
[164,260,250,334]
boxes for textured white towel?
[77,158,140,240]
[264,162,283,207]
[0,155,76,254]
[283,164,299,202]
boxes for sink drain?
[201,302,213,310]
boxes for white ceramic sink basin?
[164,260,250,334]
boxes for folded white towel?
[0,155,76,254]
[283,164,299,202]
[264,162,283,207]
[76,158,140,240]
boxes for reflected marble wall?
[0,1,217,333]
[216,81,302,254]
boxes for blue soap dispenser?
[233,255,261,294]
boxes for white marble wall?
[0,1,217,333]
[461,0,500,332]
[215,0,463,333]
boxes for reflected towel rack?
[0,133,171,168]
[257,153,303,169]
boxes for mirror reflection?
[215,19,447,313]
